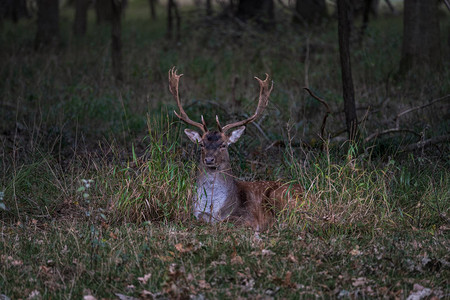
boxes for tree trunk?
[337,0,358,141]
[206,0,212,16]
[399,0,441,74]
[293,0,327,25]
[148,0,156,20]
[35,0,60,50]
[111,0,123,82]
[166,0,180,40]
[73,0,90,36]
[358,0,372,41]
[96,0,112,24]
[236,0,274,24]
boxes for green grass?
[1,221,448,299]
[0,1,449,298]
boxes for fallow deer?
[168,67,303,230]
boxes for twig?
[402,134,450,152]
[395,94,449,128]
[303,87,330,141]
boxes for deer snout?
[204,157,215,165]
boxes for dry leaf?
[231,255,243,265]
[286,253,298,263]
[138,273,152,284]
[350,245,362,256]
[174,243,193,253]
[198,280,211,289]
[352,277,367,287]
[261,249,275,256]
[27,290,41,300]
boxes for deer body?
[168,68,303,229]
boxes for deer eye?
[220,144,226,149]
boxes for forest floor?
[1,1,449,299]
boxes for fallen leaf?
[407,287,432,300]
[115,293,139,300]
[11,260,23,267]
[27,290,40,300]
[174,243,193,253]
[286,253,298,263]
[352,277,367,287]
[350,245,362,256]
[231,255,243,265]
[138,273,151,284]
[261,249,275,256]
[198,280,211,289]
[210,260,226,266]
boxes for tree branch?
[395,94,449,128]
[402,134,450,152]
[303,87,330,141]
[365,128,420,143]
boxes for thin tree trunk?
[358,0,372,42]
[206,0,212,16]
[167,0,173,39]
[35,0,60,50]
[111,0,123,82]
[166,0,180,40]
[293,0,326,25]
[237,0,274,24]
[73,0,90,36]
[337,0,357,141]
[96,0,112,24]
[149,0,156,20]
[399,0,441,74]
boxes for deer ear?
[184,129,202,143]
[228,126,246,144]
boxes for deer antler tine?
[168,67,206,133]
[215,115,223,132]
[201,115,208,132]
[221,73,273,133]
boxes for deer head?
[168,67,273,171]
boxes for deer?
[168,67,303,230]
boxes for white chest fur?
[194,172,233,222]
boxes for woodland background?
[0,0,449,299]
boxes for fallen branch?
[365,128,420,143]
[402,134,450,152]
[395,94,449,128]
[303,87,330,141]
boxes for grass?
[1,1,449,298]
[1,221,448,299]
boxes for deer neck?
[194,164,239,222]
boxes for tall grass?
[108,115,196,223]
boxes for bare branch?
[395,94,449,128]
[365,128,420,143]
[303,87,330,141]
[403,134,450,152]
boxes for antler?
[218,74,273,133]
[169,67,207,132]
